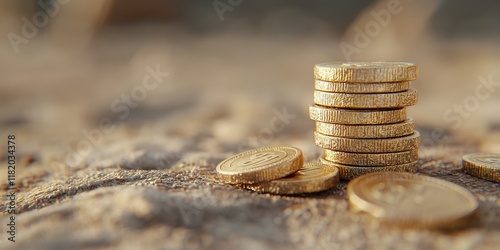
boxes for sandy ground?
[0,24,500,249]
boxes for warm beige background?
[1,1,499,249]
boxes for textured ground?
[1,28,500,249]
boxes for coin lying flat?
[347,172,479,229]
[243,162,339,195]
[462,153,500,182]
[314,131,421,153]
[216,146,303,184]
[319,157,418,180]
[314,62,418,82]
[324,149,418,166]
[314,89,418,109]
[314,80,411,93]
[309,105,407,125]
[315,119,415,138]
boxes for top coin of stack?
[310,62,421,180]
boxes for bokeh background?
[1,0,500,156]
[1,0,500,249]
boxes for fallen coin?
[462,153,500,182]
[347,172,479,229]
[216,146,303,184]
[243,162,339,195]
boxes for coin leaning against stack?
[310,62,421,180]
[216,146,340,195]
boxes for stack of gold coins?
[310,62,421,180]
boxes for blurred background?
[1,0,500,166]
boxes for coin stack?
[310,62,421,180]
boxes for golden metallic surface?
[318,157,418,180]
[309,105,407,124]
[347,172,479,229]
[243,162,340,195]
[314,131,421,153]
[314,80,411,93]
[462,153,500,182]
[314,89,418,109]
[324,149,419,166]
[315,119,415,138]
[216,146,303,184]
[314,62,418,82]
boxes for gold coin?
[314,62,418,82]
[315,80,411,93]
[324,149,418,166]
[462,153,500,182]
[319,157,418,180]
[216,146,303,184]
[314,131,421,153]
[347,172,479,229]
[315,119,415,138]
[309,105,407,124]
[314,89,418,109]
[243,162,339,195]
